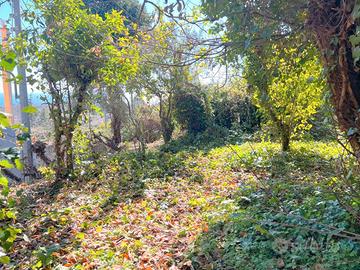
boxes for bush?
[161,125,230,153]
[174,91,209,134]
[141,118,162,143]
[212,93,260,133]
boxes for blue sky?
[0,1,11,22]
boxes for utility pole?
[12,0,34,176]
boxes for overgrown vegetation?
[0,0,359,269]
[0,48,27,265]
[190,142,360,270]
[7,142,359,269]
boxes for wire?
[0,0,9,8]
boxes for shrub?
[212,93,260,133]
[174,91,209,134]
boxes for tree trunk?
[110,110,122,147]
[138,129,147,160]
[161,117,174,143]
[56,83,88,179]
[281,126,291,152]
[64,130,74,177]
[308,0,360,160]
[54,127,65,179]
[50,88,65,180]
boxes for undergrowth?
[189,141,360,270]
[7,141,360,269]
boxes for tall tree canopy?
[29,0,139,177]
[83,0,150,31]
[201,0,360,160]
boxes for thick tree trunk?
[308,0,360,159]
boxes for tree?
[138,63,177,143]
[200,0,360,159]
[246,45,324,151]
[126,22,188,143]
[83,0,150,149]
[83,0,148,29]
[308,1,360,158]
[29,0,139,178]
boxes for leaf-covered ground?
[9,141,357,269]
[10,143,250,269]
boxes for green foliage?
[0,50,24,265]
[0,175,21,264]
[73,126,93,166]
[0,152,21,263]
[161,125,230,153]
[32,244,60,269]
[191,184,360,269]
[34,0,139,87]
[327,154,360,220]
[201,0,326,151]
[83,0,149,31]
[201,0,306,59]
[0,50,17,72]
[174,90,209,134]
[246,45,325,150]
[37,166,56,181]
[21,105,38,114]
[190,142,360,270]
[126,21,195,143]
[226,141,341,176]
[210,80,260,132]
[27,0,139,178]
[109,151,187,183]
